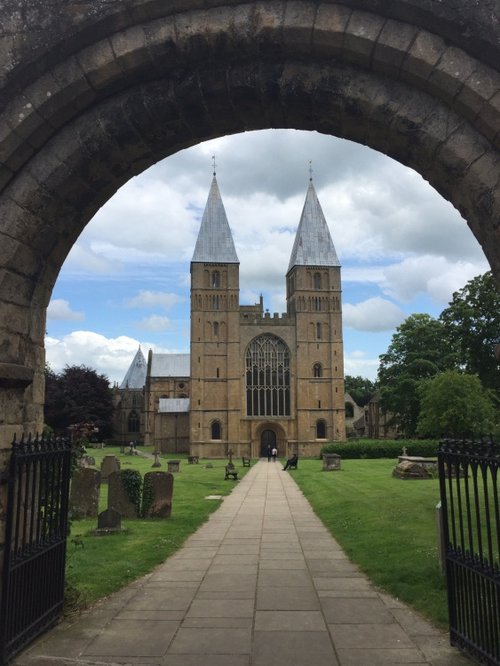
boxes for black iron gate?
[438,438,500,666]
[0,434,72,664]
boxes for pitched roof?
[191,176,239,264]
[119,347,147,389]
[150,353,190,378]
[288,181,340,271]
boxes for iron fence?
[438,438,500,666]
[0,434,72,664]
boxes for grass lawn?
[292,458,448,627]
[66,447,249,607]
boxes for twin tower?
[189,174,345,458]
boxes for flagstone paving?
[15,460,472,665]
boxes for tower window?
[245,334,290,417]
[316,322,322,339]
[212,271,220,288]
[316,420,327,439]
[212,295,220,310]
[313,363,322,378]
[314,272,322,289]
[211,420,221,440]
[213,321,219,337]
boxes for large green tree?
[417,370,496,438]
[44,364,114,437]
[345,375,377,407]
[378,314,456,436]
[440,271,500,392]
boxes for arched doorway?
[260,429,277,458]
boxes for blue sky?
[45,130,489,384]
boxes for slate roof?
[191,176,239,264]
[288,181,340,271]
[119,347,147,389]
[151,353,190,378]
[158,398,191,413]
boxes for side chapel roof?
[288,180,340,271]
[119,346,147,389]
[191,175,239,264]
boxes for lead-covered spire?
[191,176,239,264]
[120,346,147,389]
[288,180,340,271]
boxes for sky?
[45,129,490,385]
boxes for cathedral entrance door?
[260,429,276,457]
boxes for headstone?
[205,463,213,469]
[143,472,174,518]
[393,460,435,479]
[167,460,180,473]
[152,451,161,468]
[69,468,101,518]
[108,471,139,517]
[101,455,121,481]
[322,453,341,471]
[94,507,123,535]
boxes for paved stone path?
[16,460,471,665]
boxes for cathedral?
[114,174,346,458]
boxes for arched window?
[345,402,354,418]
[314,297,321,311]
[316,322,322,339]
[211,420,221,440]
[246,334,290,417]
[314,272,322,289]
[128,410,140,433]
[212,270,220,288]
[316,420,327,439]
[313,363,322,378]
[212,295,220,310]
[213,321,219,337]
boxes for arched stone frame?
[313,363,323,378]
[255,421,288,459]
[0,0,499,587]
[245,334,291,418]
[211,419,222,440]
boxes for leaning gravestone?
[94,507,123,535]
[142,472,174,518]
[108,471,139,518]
[100,455,121,481]
[69,468,101,518]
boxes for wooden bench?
[241,456,251,467]
[225,463,238,480]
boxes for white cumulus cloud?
[125,290,184,310]
[47,299,84,321]
[343,298,405,332]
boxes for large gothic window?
[246,334,290,417]
[128,410,139,433]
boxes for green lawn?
[292,459,448,627]
[66,447,248,606]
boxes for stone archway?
[0,0,499,586]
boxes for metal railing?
[438,438,500,666]
[0,434,72,664]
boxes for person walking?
[271,446,277,462]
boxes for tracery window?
[246,334,290,417]
[128,410,139,433]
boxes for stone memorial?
[108,471,139,518]
[393,459,436,479]
[94,507,123,535]
[167,460,181,473]
[323,453,341,471]
[100,455,121,481]
[142,472,174,518]
[69,468,100,518]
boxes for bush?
[320,439,439,459]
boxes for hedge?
[320,439,439,459]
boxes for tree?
[378,314,456,436]
[440,271,500,392]
[417,370,496,438]
[345,375,377,407]
[44,364,114,437]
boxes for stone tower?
[190,175,241,456]
[286,179,346,443]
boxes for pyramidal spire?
[288,180,340,271]
[119,346,147,389]
[191,175,239,264]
